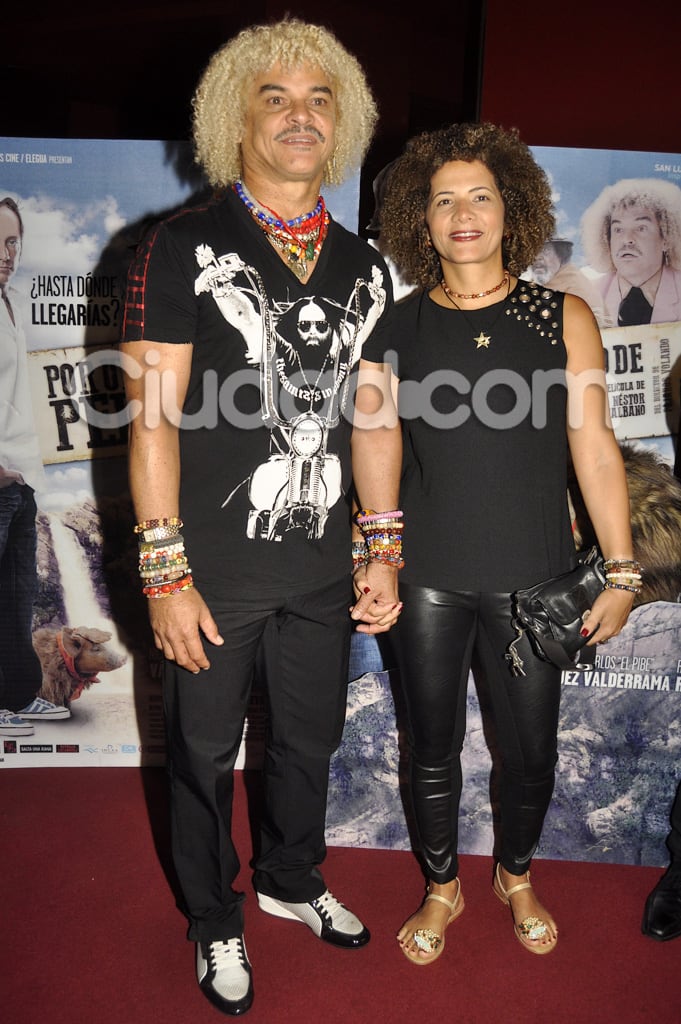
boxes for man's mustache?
[275,127,326,143]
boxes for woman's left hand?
[350,561,402,633]
[581,587,636,645]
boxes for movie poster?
[0,137,360,769]
[328,604,681,867]
[529,145,681,465]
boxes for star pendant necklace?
[440,272,510,348]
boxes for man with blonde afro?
[581,177,681,328]
[121,17,402,1017]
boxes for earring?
[325,151,338,182]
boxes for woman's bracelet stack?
[603,558,643,595]
[353,509,405,570]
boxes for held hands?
[350,561,402,634]
[148,586,224,673]
[581,586,635,646]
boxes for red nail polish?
[580,628,589,637]
[363,586,371,595]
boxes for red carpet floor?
[3,767,679,1024]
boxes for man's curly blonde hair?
[580,178,681,273]
[192,18,378,188]
[380,122,555,289]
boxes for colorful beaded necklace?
[234,180,330,278]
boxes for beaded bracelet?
[143,574,194,599]
[604,558,642,573]
[352,540,369,571]
[134,517,183,534]
[138,541,186,561]
[143,574,190,592]
[138,541,187,557]
[139,560,190,582]
[354,508,404,526]
[138,547,189,570]
[604,581,640,593]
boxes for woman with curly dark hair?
[367,123,639,962]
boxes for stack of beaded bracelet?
[603,558,643,594]
[135,518,194,598]
[354,509,405,569]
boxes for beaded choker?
[234,180,330,278]
[440,272,509,301]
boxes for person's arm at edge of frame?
[563,293,636,645]
[350,356,402,633]
[121,338,224,673]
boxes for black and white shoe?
[256,888,370,948]
[196,936,253,1016]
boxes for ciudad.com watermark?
[75,347,611,433]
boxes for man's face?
[0,206,21,289]
[297,300,331,347]
[610,202,665,286]
[530,244,562,285]
[240,63,336,187]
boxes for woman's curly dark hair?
[380,122,555,289]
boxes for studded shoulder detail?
[505,280,561,345]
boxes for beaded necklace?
[440,271,509,301]
[440,273,511,348]
[234,180,330,278]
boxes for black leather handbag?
[505,547,606,676]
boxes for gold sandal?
[493,863,557,955]
[400,879,465,965]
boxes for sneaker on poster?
[0,710,34,736]
[17,697,71,720]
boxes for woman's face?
[425,159,506,271]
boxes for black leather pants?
[390,583,561,882]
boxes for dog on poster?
[570,442,681,606]
[33,626,127,708]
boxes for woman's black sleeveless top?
[390,280,576,592]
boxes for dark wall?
[4,1,484,233]
[480,0,680,153]
[8,1,677,230]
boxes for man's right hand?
[0,465,23,485]
[148,586,224,673]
